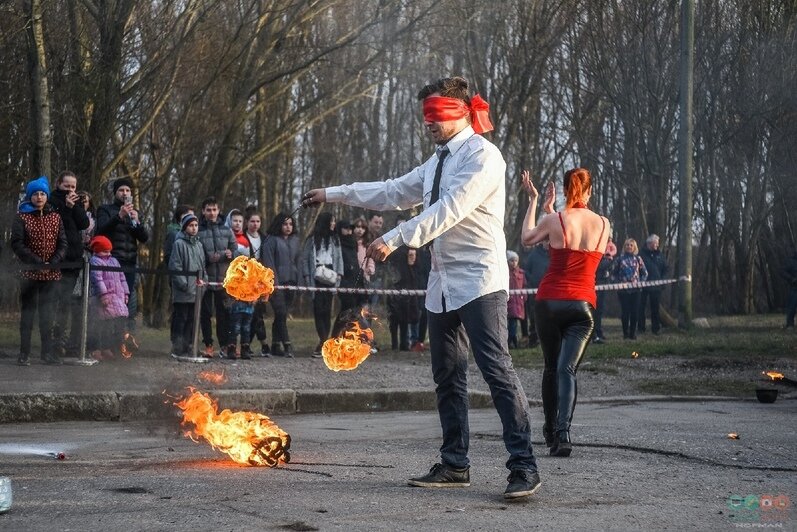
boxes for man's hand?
[302,189,326,208]
[366,237,392,262]
[224,249,233,259]
[119,203,134,220]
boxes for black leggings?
[535,299,595,436]
[270,287,295,344]
[313,290,334,344]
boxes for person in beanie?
[49,171,90,356]
[10,176,68,365]
[95,177,149,333]
[168,213,207,358]
[88,235,129,360]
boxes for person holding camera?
[49,171,90,356]
[96,177,149,333]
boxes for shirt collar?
[440,125,474,158]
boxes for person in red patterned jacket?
[10,176,68,366]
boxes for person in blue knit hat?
[10,176,68,365]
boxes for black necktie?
[429,147,450,205]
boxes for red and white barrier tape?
[206,276,689,296]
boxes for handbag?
[314,264,337,285]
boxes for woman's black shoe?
[542,425,555,447]
[550,431,572,457]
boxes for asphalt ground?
[0,400,795,531]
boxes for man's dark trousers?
[201,289,229,348]
[639,289,661,333]
[428,291,537,472]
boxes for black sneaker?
[240,345,252,360]
[17,355,30,366]
[312,342,323,359]
[407,463,470,488]
[260,344,272,358]
[42,353,63,365]
[503,470,541,500]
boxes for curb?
[0,390,761,424]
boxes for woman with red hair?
[520,168,610,457]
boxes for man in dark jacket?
[593,241,616,343]
[522,241,550,347]
[95,177,149,332]
[49,171,90,355]
[638,234,667,334]
[197,196,236,356]
[782,249,797,329]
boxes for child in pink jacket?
[507,250,527,349]
[89,236,129,359]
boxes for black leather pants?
[534,299,595,436]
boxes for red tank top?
[536,211,605,308]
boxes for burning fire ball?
[223,256,275,302]
[174,388,290,467]
[762,371,784,382]
[322,307,375,372]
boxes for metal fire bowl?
[755,388,778,403]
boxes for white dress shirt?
[325,125,509,312]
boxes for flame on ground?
[174,388,290,467]
[763,371,784,381]
[120,333,138,359]
[223,256,275,302]
[198,370,227,385]
[322,320,374,372]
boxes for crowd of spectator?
[8,173,437,363]
[9,172,690,365]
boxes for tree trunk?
[26,0,51,179]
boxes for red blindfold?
[422,94,494,134]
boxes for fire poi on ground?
[322,307,375,372]
[173,388,290,467]
[223,256,275,302]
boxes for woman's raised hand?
[521,170,539,201]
